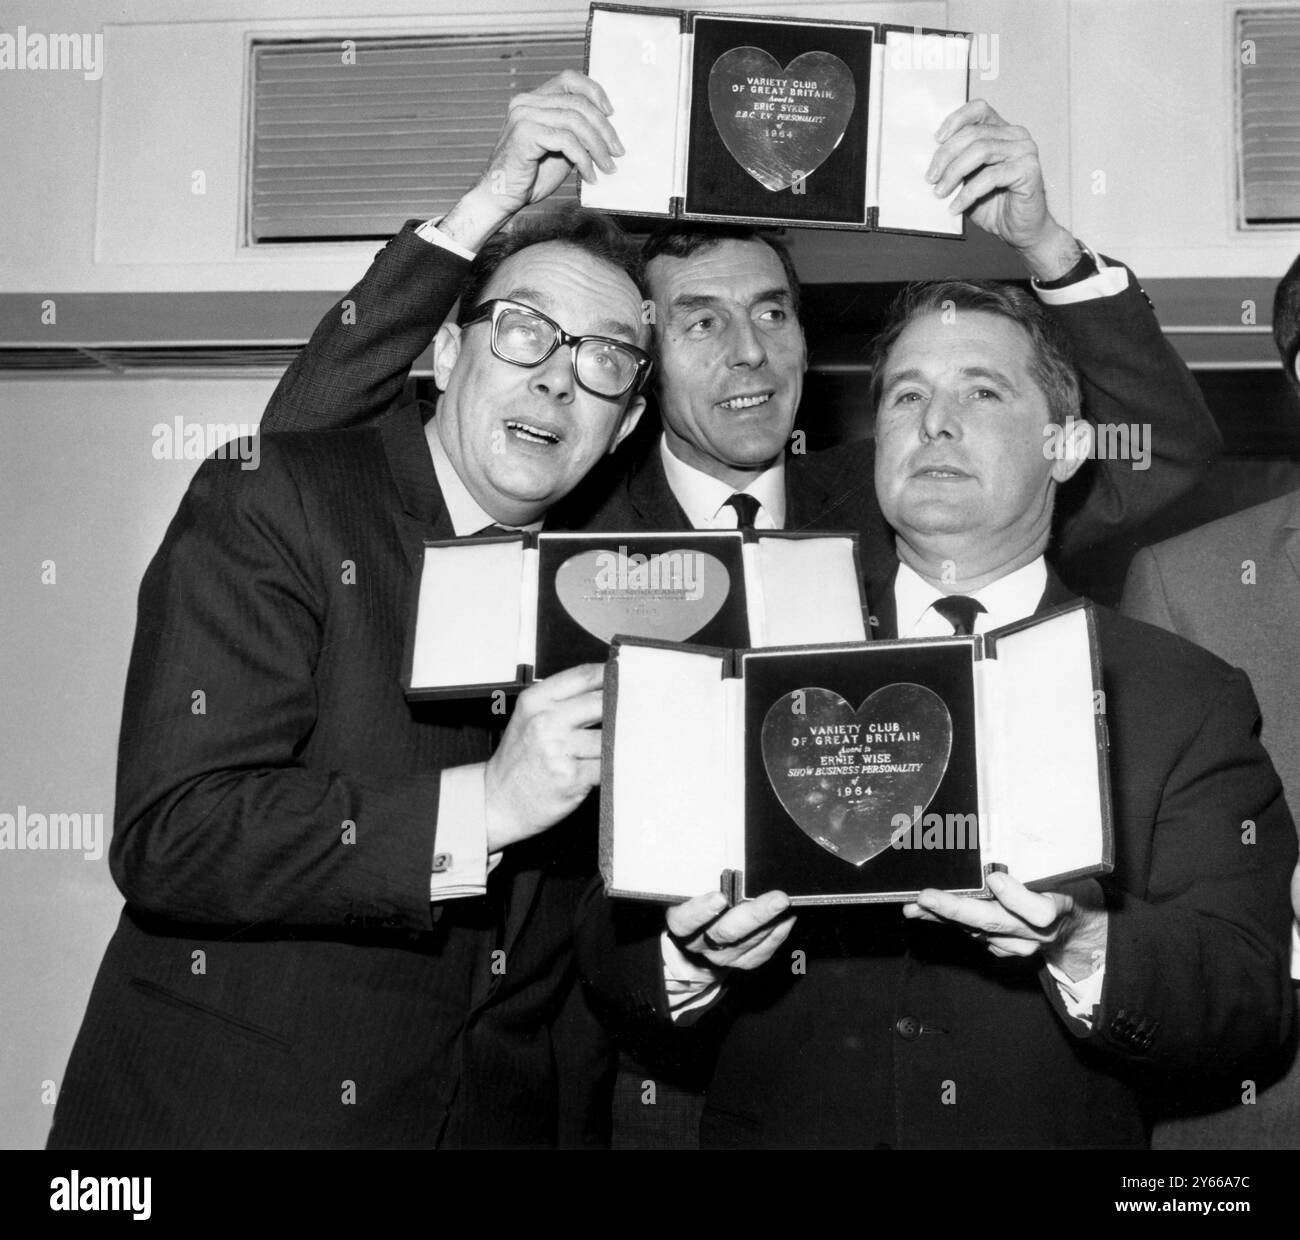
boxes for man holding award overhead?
[587,276,1298,1149]
[261,65,1219,589]
[47,149,654,1146]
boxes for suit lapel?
[1036,565,1078,613]
[1278,491,1300,605]
[785,455,834,531]
[499,862,542,977]
[1248,494,1300,666]
[379,409,453,568]
[626,444,693,531]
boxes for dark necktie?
[932,594,986,636]
[725,492,762,530]
[470,522,520,538]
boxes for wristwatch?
[1033,240,1100,290]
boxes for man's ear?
[431,322,462,392]
[608,394,646,454]
[1049,416,1093,485]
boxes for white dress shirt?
[658,435,786,530]
[424,419,540,901]
[893,557,1047,638]
[895,555,1105,1026]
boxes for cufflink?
[431,852,452,873]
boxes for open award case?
[582,3,971,235]
[402,529,867,700]
[600,600,1113,905]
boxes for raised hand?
[441,70,624,250]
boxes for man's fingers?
[901,903,943,924]
[526,662,605,705]
[572,754,602,789]
[934,97,1002,143]
[911,888,1032,941]
[527,125,601,183]
[666,891,731,939]
[699,890,792,947]
[534,69,615,117]
[725,914,797,970]
[912,887,989,927]
[566,728,603,763]
[985,871,1063,930]
[544,688,605,733]
[910,877,1069,945]
[515,106,620,174]
[946,166,1022,217]
[681,891,793,964]
[515,93,623,159]
[665,889,791,951]
[931,133,1035,199]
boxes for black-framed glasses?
[462,299,653,401]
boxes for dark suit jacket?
[579,569,1298,1149]
[261,225,1222,598]
[47,410,607,1149]
[1123,489,1300,1146]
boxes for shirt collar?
[658,433,786,530]
[424,418,544,537]
[893,556,1048,639]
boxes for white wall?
[5,0,1296,299]
[0,377,276,1149]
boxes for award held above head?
[402,528,867,700]
[582,3,972,235]
[600,600,1114,906]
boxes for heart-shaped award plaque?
[555,549,731,645]
[708,47,856,192]
[761,684,953,867]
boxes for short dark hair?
[1272,252,1300,393]
[640,224,802,319]
[455,206,645,327]
[866,279,1082,426]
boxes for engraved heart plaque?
[761,684,953,867]
[555,549,731,645]
[707,47,856,192]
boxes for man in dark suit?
[581,278,1298,1149]
[47,74,654,1148]
[1121,252,1300,1148]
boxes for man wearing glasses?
[46,119,652,1145]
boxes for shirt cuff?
[662,930,727,1022]
[430,763,491,900]
[1046,957,1106,1029]
[415,217,478,262]
[1033,249,1129,305]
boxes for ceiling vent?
[0,345,304,376]
[1237,7,1300,227]
[248,34,583,243]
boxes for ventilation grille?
[249,34,584,243]
[0,345,305,375]
[1238,8,1300,226]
